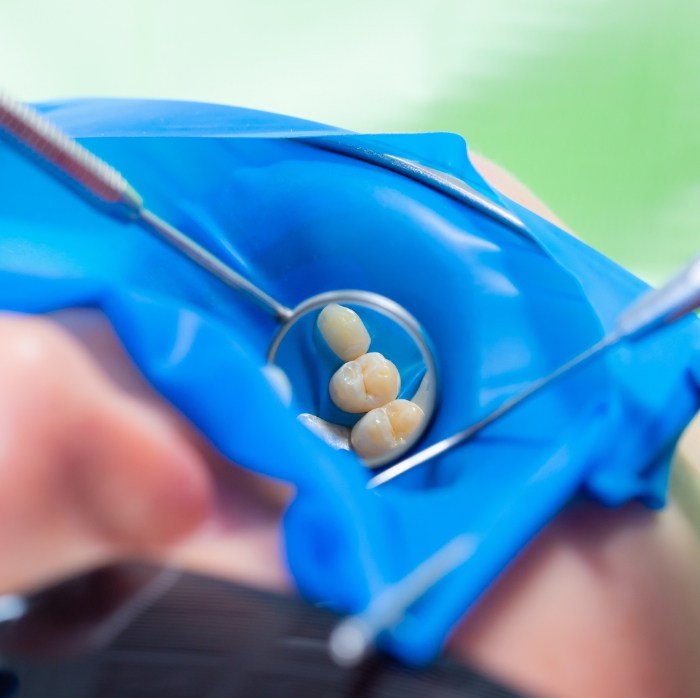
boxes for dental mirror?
[0,93,437,467]
[270,292,437,467]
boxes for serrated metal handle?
[0,92,291,319]
[0,92,143,219]
[617,254,700,339]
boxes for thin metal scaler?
[328,534,475,667]
[0,92,289,320]
[369,253,700,489]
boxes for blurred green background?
[2,0,697,282]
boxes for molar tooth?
[329,352,400,413]
[351,399,425,461]
[317,304,371,362]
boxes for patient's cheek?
[449,500,700,698]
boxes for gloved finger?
[52,307,293,592]
[0,314,212,595]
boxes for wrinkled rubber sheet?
[0,98,698,663]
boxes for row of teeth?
[315,303,425,462]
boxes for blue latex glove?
[0,98,698,664]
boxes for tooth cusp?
[329,352,400,413]
[351,399,424,460]
[317,304,371,362]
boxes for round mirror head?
[268,291,437,468]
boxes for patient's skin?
[0,162,698,698]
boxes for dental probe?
[328,534,474,667]
[369,253,700,489]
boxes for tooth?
[330,352,400,413]
[317,304,371,362]
[351,399,425,461]
[298,414,351,451]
